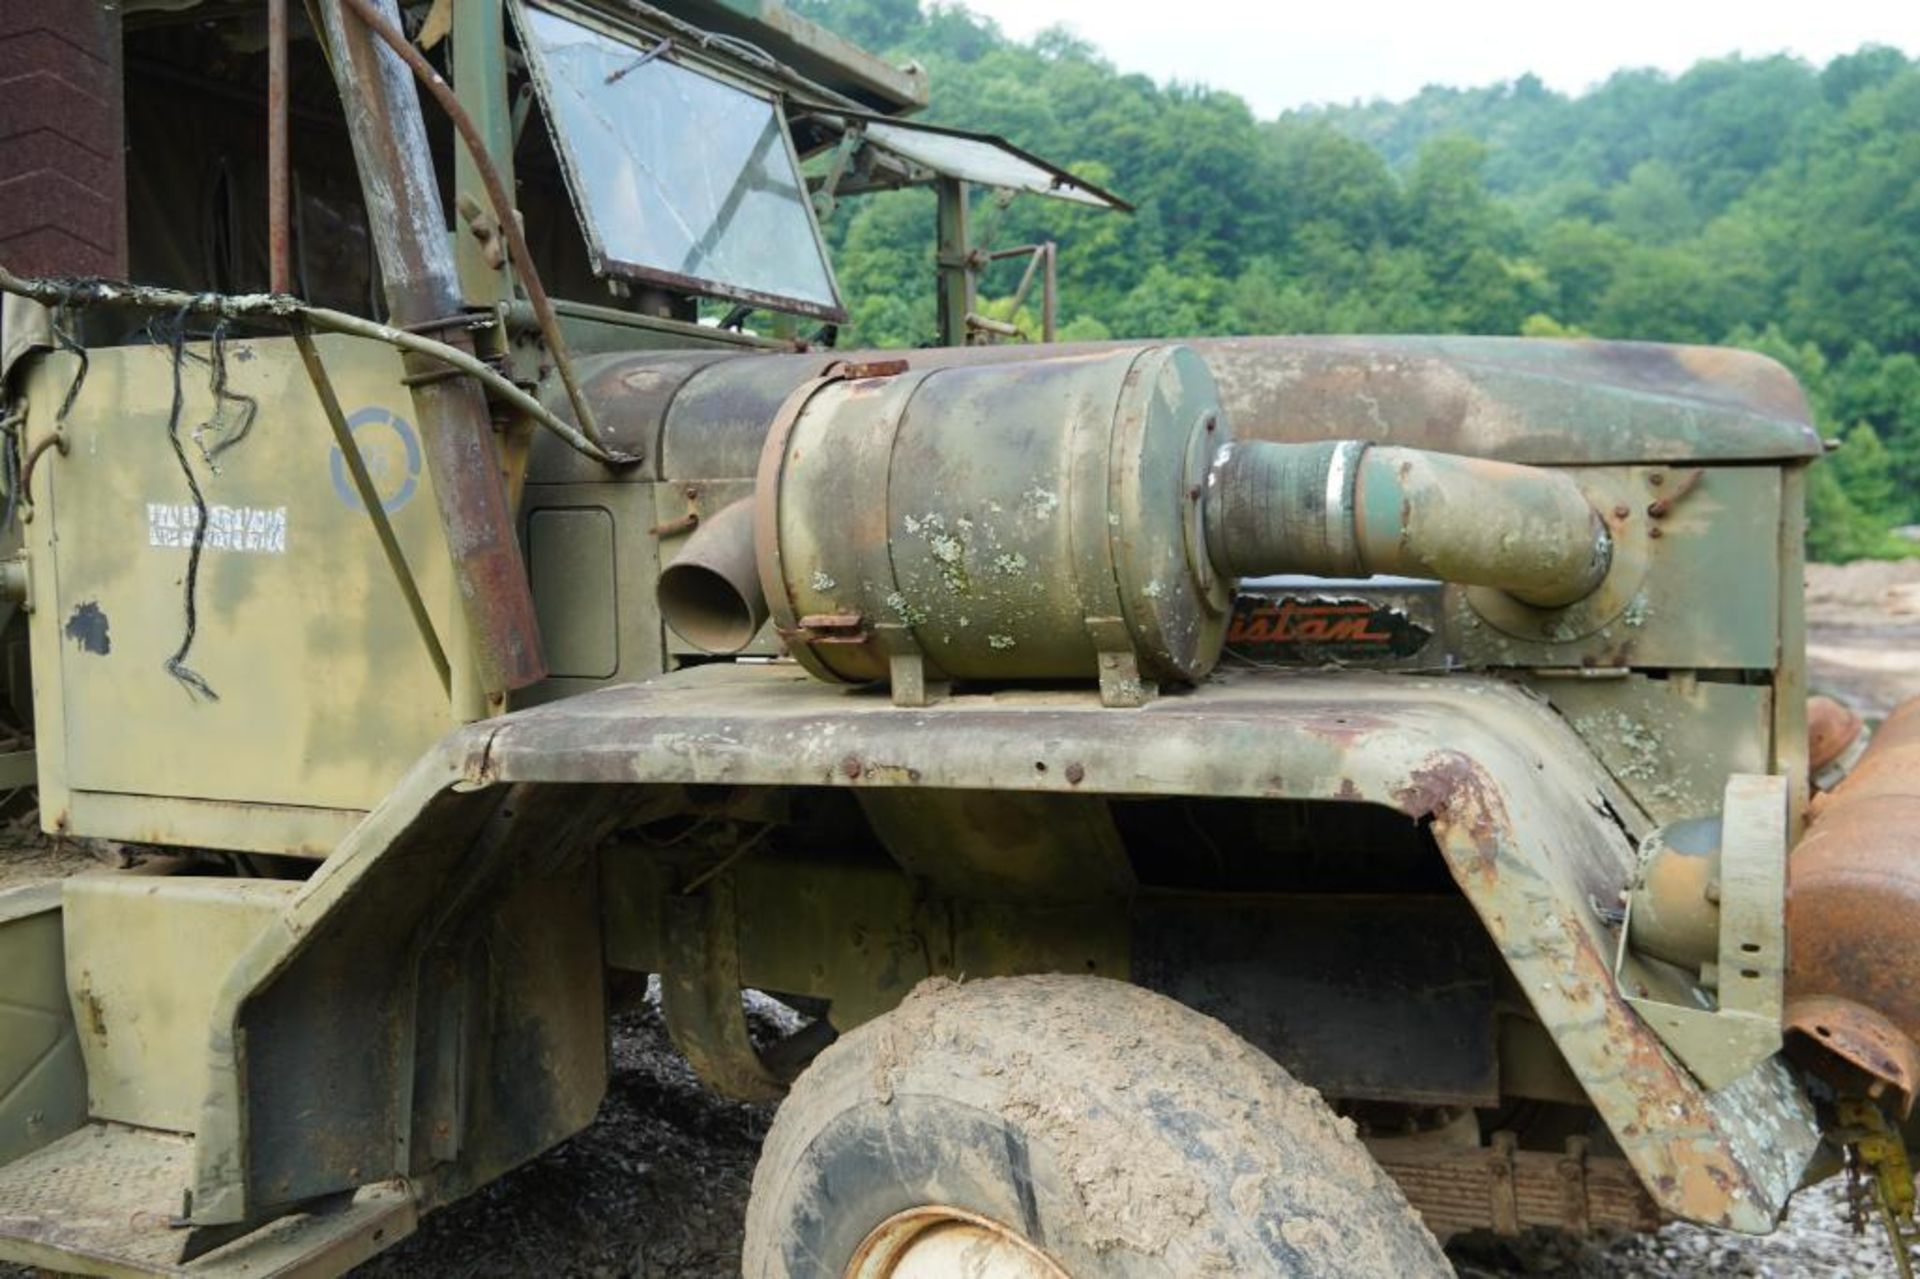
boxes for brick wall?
[0,2,125,278]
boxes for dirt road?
[1806,559,1920,718]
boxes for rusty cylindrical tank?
[1787,695,1920,1110]
[657,346,1614,702]
[757,347,1232,691]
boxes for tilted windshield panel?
[516,3,844,320]
[859,119,1125,209]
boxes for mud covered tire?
[742,975,1448,1278]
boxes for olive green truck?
[0,2,1916,1276]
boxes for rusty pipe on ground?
[1786,694,1920,1111]
[1204,440,1612,608]
[656,499,765,654]
[318,0,545,695]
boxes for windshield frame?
[512,0,848,323]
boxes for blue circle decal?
[329,406,422,513]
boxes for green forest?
[792,0,1920,561]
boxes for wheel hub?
[846,1206,1071,1279]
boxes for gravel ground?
[359,992,779,1279]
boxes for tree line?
[795,0,1920,560]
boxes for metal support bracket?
[1085,616,1154,708]
[660,876,788,1102]
[1618,773,1788,1089]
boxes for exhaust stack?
[319,0,546,697]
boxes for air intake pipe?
[658,499,766,654]
[1204,440,1612,609]
[656,346,1613,703]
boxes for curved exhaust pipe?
[657,498,767,654]
[1205,440,1612,608]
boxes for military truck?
[0,2,1915,1275]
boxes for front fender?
[195,663,1816,1232]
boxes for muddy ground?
[4,562,1918,1277]
[351,997,1900,1279]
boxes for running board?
[0,1124,415,1276]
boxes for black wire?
[0,409,21,533]
[198,322,259,466]
[3,298,91,530]
[50,309,89,427]
[155,301,219,703]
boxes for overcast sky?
[953,0,1919,117]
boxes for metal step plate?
[0,1123,414,1276]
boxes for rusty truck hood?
[535,334,1821,485]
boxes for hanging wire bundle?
[140,300,261,703]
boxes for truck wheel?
[743,975,1447,1278]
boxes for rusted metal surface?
[1812,694,1920,808]
[556,335,1821,488]
[1787,694,1920,1109]
[831,357,911,380]
[657,497,765,653]
[621,0,927,114]
[267,0,291,294]
[1626,818,1720,969]
[750,348,1229,704]
[1618,775,1788,1090]
[334,0,620,462]
[972,242,1059,343]
[660,877,789,1101]
[682,348,1633,704]
[190,773,623,1227]
[537,350,740,484]
[1808,694,1866,779]
[0,1123,418,1275]
[141,649,1817,1239]
[452,662,1812,1230]
[748,349,1228,702]
[1784,995,1920,1114]
[0,266,611,465]
[317,0,545,696]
